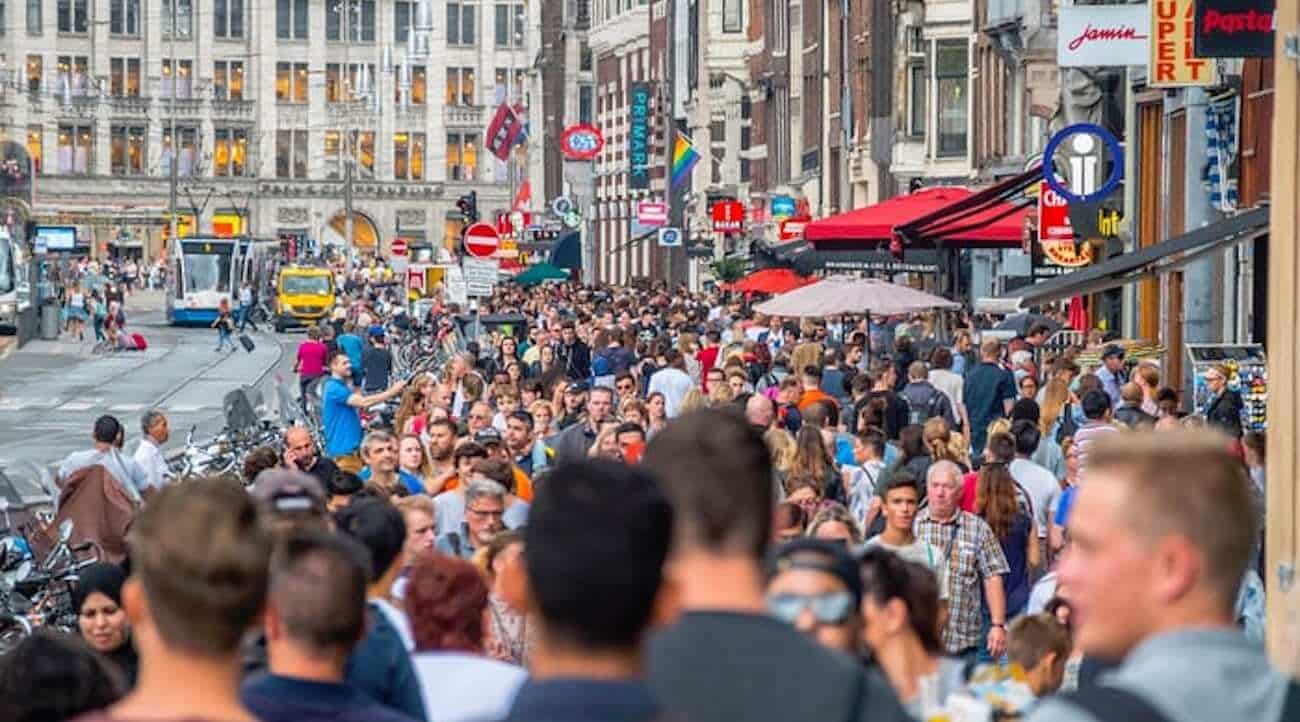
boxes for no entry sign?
[464,222,501,258]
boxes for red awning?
[804,187,1030,247]
[722,268,814,295]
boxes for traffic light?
[456,191,479,224]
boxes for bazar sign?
[1151,0,1218,86]
[1194,0,1275,57]
[711,200,744,233]
[1058,4,1151,67]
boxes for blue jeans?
[238,303,258,331]
[216,328,235,351]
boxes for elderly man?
[914,460,1010,662]
[435,479,508,559]
[132,409,172,492]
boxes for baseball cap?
[252,469,327,515]
[565,380,590,394]
[1101,344,1126,360]
[368,324,385,338]
[766,537,863,607]
[474,427,504,446]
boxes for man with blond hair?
[1029,431,1297,722]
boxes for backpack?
[1057,401,1080,443]
[1060,679,1300,722]
[905,386,947,427]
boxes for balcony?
[212,98,255,119]
[159,97,206,117]
[108,95,152,116]
[395,104,427,126]
[445,105,485,128]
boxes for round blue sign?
[1041,123,1124,205]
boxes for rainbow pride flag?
[670,135,701,188]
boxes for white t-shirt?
[1009,457,1058,538]
[864,536,950,601]
[928,369,965,411]
[412,652,527,722]
[647,367,695,418]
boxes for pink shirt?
[296,340,328,377]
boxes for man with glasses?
[436,479,507,559]
[614,373,638,407]
[765,538,863,656]
[1202,363,1245,439]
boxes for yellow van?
[275,266,335,331]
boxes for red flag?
[512,180,532,211]
[484,103,523,162]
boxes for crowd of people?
[2,275,1293,722]
[49,256,159,349]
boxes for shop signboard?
[1151,0,1218,86]
[1058,4,1151,67]
[711,200,744,233]
[770,195,797,220]
[1194,0,1275,57]
[628,82,653,190]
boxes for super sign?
[560,124,605,161]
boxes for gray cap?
[252,469,327,514]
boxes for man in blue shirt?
[336,322,366,387]
[322,352,406,461]
[503,459,671,722]
[358,430,425,495]
[964,337,1017,457]
[241,529,421,722]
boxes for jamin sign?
[1150,0,1217,87]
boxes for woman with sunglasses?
[859,547,966,718]
[764,538,863,656]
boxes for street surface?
[0,291,295,475]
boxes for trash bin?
[40,301,60,340]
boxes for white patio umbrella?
[753,275,959,318]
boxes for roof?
[804,186,1031,248]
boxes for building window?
[275,129,307,178]
[907,61,925,138]
[446,2,476,46]
[350,130,375,176]
[394,132,425,180]
[935,39,968,157]
[110,125,146,175]
[722,0,741,32]
[323,130,340,178]
[446,133,477,181]
[326,63,374,102]
[56,55,89,97]
[447,67,475,106]
[161,0,192,37]
[770,0,786,54]
[56,124,92,174]
[27,0,41,34]
[57,0,87,32]
[213,128,247,176]
[110,58,141,97]
[214,0,243,38]
[579,43,592,71]
[739,124,751,181]
[327,0,376,42]
[27,126,42,174]
[493,67,523,102]
[395,0,411,42]
[494,3,523,47]
[578,84,593,124]
[161,59,193,99]
[25,55,40,94]
[109,0,140,34]
[276,0,307,39]
[410,66,426,104]
[276,62,308,102]
[161,126,198,176]
[213,60,244,100]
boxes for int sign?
[1151,0,1218,86]
[463,222,500,258]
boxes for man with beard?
[283,426,340,491]
[424,418,458,495]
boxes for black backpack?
[1060,679,1300,722]
[1057,401,1080,443]
[905,387,947,427]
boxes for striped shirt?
[1073,420,1122,473]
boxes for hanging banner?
[1151,0,1218,86]
[628,82,653,190]
[484,103,524,162]
[1194,0,1275,58]
[1058,4,1152,67]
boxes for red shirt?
[697,346,721,390]
[296,340,329,377]
[959,470,980,512]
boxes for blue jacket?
[344,602,428,721]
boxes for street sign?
[444,265,469,305]
[711,200,745,233]
[637,201,668,227]
[464,222,500,258]
[462,257,499,296]
[407,266,425,292]
[1043,123,1124,205]
[551,196,574,216]
[658,227,683,247]
[559,124,606,161]
[562,210,582,229]
[391,238,408,256]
